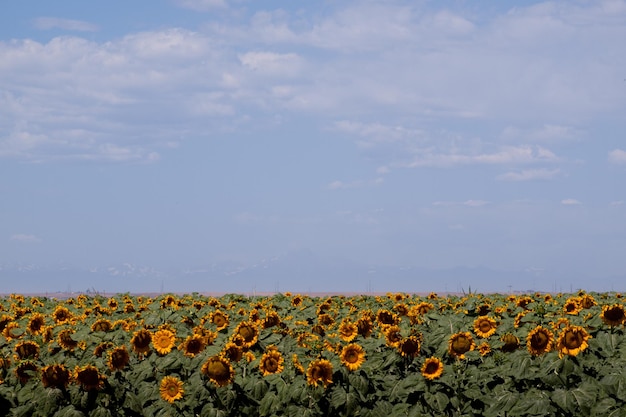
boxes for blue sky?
[1,0,626,294]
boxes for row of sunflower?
[0,290,626,416]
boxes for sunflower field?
[1,290,626,416]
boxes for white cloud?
[432,200,489,207]
[407,145,558,168]
[463,200,489,207]
[608,149,626,164]
[497,168,561,181]
[610,200,624,206]
[238,51,303,76]
[173,0,226,11]
[33,17,99,32]
[561,198,582,205]
[327,178,383,190]
[501,124,582,142]
[10,234,42,243]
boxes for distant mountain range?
[1,250,622,295]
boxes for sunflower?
[234,321,258,349]
[526,326,554,356]
[259,346,284,376]
[2,322,22,339]
[291,354,305,374]
[338,320,358,342]
[58,329,79,351]
[131,329,152,355]
[179,334,207,357]
[413,302,435,316]
[262,311,281,329]
[376,309,400,327]
[27,313,46,335]
[475,303,492,316]
[75,365,105,391]
[94,341,114,357]
[563,298,582,315]
[557,325,591,357]
[318,313,334,326]
[600,304,626,327]
[500,333,520,353]
[397,336,421,358]
[515,296,534,309]
[0,315,13,332]
[394,303,410,316]
[108,346,130,371]
[52,306,73,324]
[340,343,366,371]
[160,376,184,403]
[478,342,491,356]
[15,361,38,383]
[306,359,333,388]
[579,294,596,309]
[384,325,403,348]
[41,364,71,389]
[448,332,475,359]
[356,317,374,338]
[202,356,234,387]
[91,319,113,333]
[210,310,229,331]
[15,341,39,360]
[473,316,498,338]
[152,329,176,355]
[291,294,304,307]
[421,357,444,380]
[223,342,244,362]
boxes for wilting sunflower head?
[557,325,591,358]
[108,346,130,371]
[131,329,152,355]
[15,341,40,360]
[152,329,176,355]
[340,343,366,371]
[223,342,244,362]
[2,322,22,340]
[201,355,234,387]
[397,335,421,358]
[601,304,626,327]
[356,317,373,338]
[526,326,554,356]
[500,333,520,353]
[15,361,38,384]
[58,329,79,351]
[306,358,333,388]
[448,332,475,359]
[259,346,284,376]
[74,365,105,391]
[41,364,70,389]
[421,357,444,380]
[262,311,281,329]
[473,316,498,338]
[160,376,184,403]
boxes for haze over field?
[1,0,625,294]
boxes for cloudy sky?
[2,0,625,293]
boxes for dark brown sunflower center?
[206,360,230,380]
[605,307,625,321]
